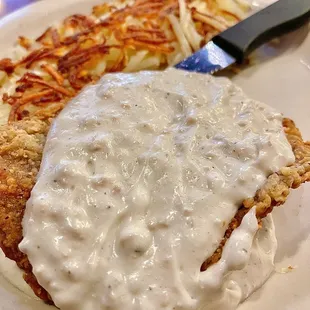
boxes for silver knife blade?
[174,41,236,74]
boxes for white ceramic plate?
[0,0,309,309]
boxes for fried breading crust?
[0,118,52,302]
[201,118,310,271]
[0,117,309,302]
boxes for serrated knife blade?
[175,0,310,75]
[175,41,235,74]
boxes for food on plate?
[0,1,309,309]
[0,118,51,301]
[202,117,310,270]
[0,0,248,124]
[0,0,250,301]
[19,68,310,310]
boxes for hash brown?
[0,0,309,305]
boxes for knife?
[175,0,310,74]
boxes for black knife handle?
[212,0,310,62]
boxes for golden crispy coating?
[201,118,310,271]
[0,0,249,303]
[0,116,309,302]
[0,0,308,305]
[0,118,52,302]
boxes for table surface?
[0,0,39,18]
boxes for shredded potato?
[0,0,249,123]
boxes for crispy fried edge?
[0,118,52,302]
[201,118,310,271]
[0,117,309,302]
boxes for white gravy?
[20,69,294,310]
